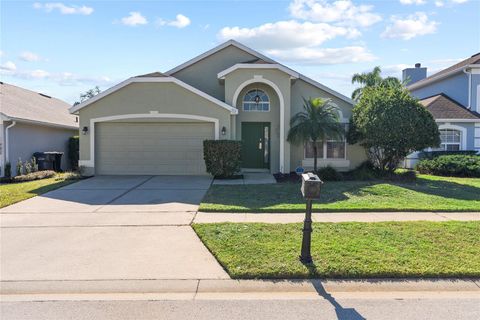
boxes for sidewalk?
[194,212,480,223]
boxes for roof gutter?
[5,121,16,165]
[463,67,472,109]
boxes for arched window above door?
[243,89,270,112]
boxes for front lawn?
[200,174,480,212]
[0,173,80,208]
[193,221,480,279]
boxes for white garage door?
[95,122,214,175]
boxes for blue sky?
[1,0,479,104]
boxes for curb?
[2,278,479,295]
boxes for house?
[402,54,480,167]
[70,40,367,176]
[1,82,79,176]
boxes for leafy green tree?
[287,98,344,172]
[351,66,403,101]
[73,86,101,106]
[348,86,440,172]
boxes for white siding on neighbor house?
[95,122,214,175]
[475,123,480,151]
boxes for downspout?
[5,121,16,165]
[463,67,471,109]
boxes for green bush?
[68,136,79,170]
[344,161,416,181]
[315,166,343,181]
[416,155,480,177]
[203,140,242,178]
[4,162,11,178]
[12,170,56,182]
[419,150,478,160]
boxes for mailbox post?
[300,173,323,264]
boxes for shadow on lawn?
[400,177,480,201]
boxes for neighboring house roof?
[165,39,353,104]
[69,76,238,115]
[408,53,480,90]
[0,82,78,129]
[419,93,480,121]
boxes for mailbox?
[301,173,323,200]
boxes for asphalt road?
[2,296,479,320]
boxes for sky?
[1,0,479,104]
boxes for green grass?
[193,221,480,279]
[0,173,80,208]
[200,174,480,212]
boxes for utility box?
[301,173,323,200]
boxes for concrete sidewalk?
[194,212,480,223]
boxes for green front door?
[241,122,270,169]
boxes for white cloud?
[121,12,148,26]
[0,50,4,57]
[219,20,360,50]
[157,14,191,28]
[381,12,438,40]
[435,0,468,6]
[33,2,93,15]
[399,0,426,4]
[0,61,17,71]
[167,14,191,28]
[19,51,44,62]
[289,0,382,27]
[265,46,377,65]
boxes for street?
[2,294,479,320]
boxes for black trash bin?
[33,152,64,172]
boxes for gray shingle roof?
[0,82,78,128]
[419,94,480,120]
[409,53,480,89]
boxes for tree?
[348,85,440,172]
[351,66,403,101]
[73,86,101,106]
[287,98,344,172]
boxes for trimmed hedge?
[12,170,56,182]
[203,140,242,178]
[419,150,478,160]
[68,136,79,170]
[416,155,480,177]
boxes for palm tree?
[351,66,403,101]
[287,98,344,172]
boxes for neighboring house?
[1,82,79,176]
[402,54,480,167]
[71,40,367,176]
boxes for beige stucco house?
[71,40,366,176]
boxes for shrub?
[203,140,242,178]
[315,166,343,181]
[25,161,33,174]
[416,155,480,177]
[344,161,416,181]
[12,170,56,182]
[4,162,11,178]
[31,157,39,172]
[57,171,81,181]
[16,158,24,176]
[419,150,478,160]
[68,136,80,170]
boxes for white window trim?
[438,124,467,150]
[242,89,271,112]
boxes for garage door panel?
[96,122,213,175]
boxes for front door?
[241,122,270,169]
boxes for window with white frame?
[243,89,270,112]
[305,136,346,160]
[439,129,462,151]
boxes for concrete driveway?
[0,176,229,282]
